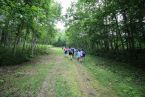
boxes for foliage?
[53,32,66,47]
[83,55,145,97]
[65,0,145,65]
[0,45,50,66]
[0,0,61,65]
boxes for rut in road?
[37,56,63,97]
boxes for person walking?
[76,49,81,62]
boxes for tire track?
[37,56,63,97]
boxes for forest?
[65,0,145,66]
[0,0,61,65]
[0,0,145,97]
[1,0,145,66]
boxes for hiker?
[80,49,86,63]
[82,49,86,58]
[76,49,81,62]
[73,48,77,58]
[79,49,83,63]
[63,47,68,56]
[74,48,77,58]
[70,48,75,59]
[68,47,73,60]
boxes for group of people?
[62,47,86,62]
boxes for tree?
[65,0,145,63]
[0,0,61,57]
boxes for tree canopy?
[0,0,61,65]
[65,0,145,64]
[0,0,61,54]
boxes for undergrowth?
[83,55,145,97]
[0,45,50,66]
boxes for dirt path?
[35,48,97,97]
[36,48,111,97]
[75,64,97,97]
[37,56,63,97]
[0,48,118,97]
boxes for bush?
[0,45,49,66]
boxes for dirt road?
[37,48,117,97]
[0,48,118,97]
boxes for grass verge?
[0,45,51,66]
[83,55,145,97]
[0,47,55,97]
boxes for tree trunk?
[31,31,37,57]
[114,13,125,50]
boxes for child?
[79,49,83,63]
[80,49,86,63]
[74,48,77,58]
[63,47,68,56]
[68,47,73,60]
[76,49,81,62]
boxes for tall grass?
[0,45,50,66]
[83,55,145,97]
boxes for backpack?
[82,51,86,57]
